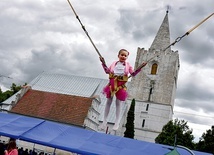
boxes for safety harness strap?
[108,73,128,97]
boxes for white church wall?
[133,100,172,142]
[84,98,100,131]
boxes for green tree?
[195,126,214,154]
[155,119,195,150]
[0,88,5,102]
[10,83,22,94]
[124,98,135,138]
[0,83,24,102]
[0,90,13,102]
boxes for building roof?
[150,11,171,52]
[11,89,93,126]
[3,72,129,123]
[29,72,103,97]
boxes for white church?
[126,11,180,142]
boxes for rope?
[163,12,214,51]
[67,0,105,63]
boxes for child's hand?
[142,62,147,67]
[130,62,147,77]
[100,57,105,64]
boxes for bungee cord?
[67,0,106,65]
[163,12,214,52]
[66,0,213,76]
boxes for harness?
[108,73,128,97]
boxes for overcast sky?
[0,0,213,142]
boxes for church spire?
[150,11,171,52]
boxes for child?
[99,49,147,130]
[4,139,18,155]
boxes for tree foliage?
[0,83,23,102]
[10,83,22,94]
[155,119,195,150]
[124,98,135,138]
[195,126,214,154]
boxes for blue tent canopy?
[0,112,44,139]
[0,112,211,155]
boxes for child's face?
[118,50,128,62]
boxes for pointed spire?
[150,11,171,52]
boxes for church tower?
[125,11,180,142]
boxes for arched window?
[151,63,158,75]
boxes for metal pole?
[177,145,195,155]
[187,12,214,34]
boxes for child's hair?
[118,49,129,55]
[7,140,17,152]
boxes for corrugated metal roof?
[1,91,19,105]
[29,72,104,97]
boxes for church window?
[142,119,145,127]
[146,104,149,111]
[151,63,158,74]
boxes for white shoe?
[112,123,119,130]
[98,122,107,130]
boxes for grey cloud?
[178,37,214,65]
[14,42,103,84]
[116,9,161,43]
[174,112,213,127]
[177,79,214,102]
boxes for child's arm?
[131,62,147,76]
[100,57,110,74]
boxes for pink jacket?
[5,149,18,155]
[102,61,141,76]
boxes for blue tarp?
[0,112,211,155]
